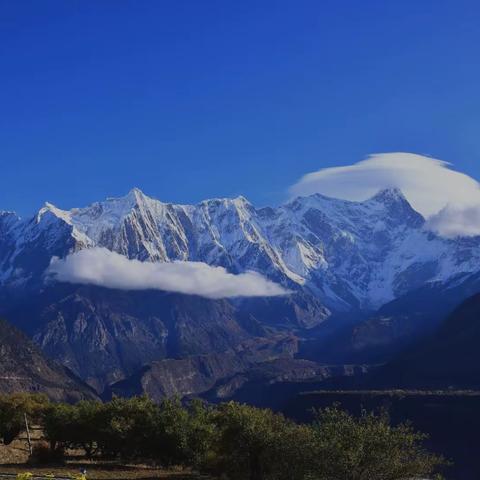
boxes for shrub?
[183,399,216,468]
[207,402,316,480]
[97,395,159,460]
[0,393,444,479]
[310,405,447,480]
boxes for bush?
[310,405,447,480]
[207,402,316,480]
[43,400,105,457]
[183,398,216,468]
[42,395,203,465]
[0,393,445,479]
[97,395,160,460]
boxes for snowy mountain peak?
[199,195,251,208]
[74,188,164,223]
[125,187,149,204]
[233,195,251,205]
[0,211,19,221]
[369,187,408,204]
[107,187,157,211]
[36,202,72,225]
[129,186,144,195]
[1,187,480,313]
[0,211,20,233]
[365,188,425,229]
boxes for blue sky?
[2,0,480,215]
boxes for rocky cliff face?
[0,317,97,401]
[6,285,268,392]
[108,334,299,400]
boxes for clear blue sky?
[2,0,480,215]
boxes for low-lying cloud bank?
[48,248,290,299]
[290,152,480,238]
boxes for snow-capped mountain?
[1,187,480,312]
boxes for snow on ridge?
[37,202,73,225]
[1,187,480,311]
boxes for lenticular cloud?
[289,152,480,237]
[47,248,290,299]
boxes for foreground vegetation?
[0,393,446,480]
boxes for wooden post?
[24,412,32,455]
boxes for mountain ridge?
[0,316,98,401]
[1,187,479,312]
[2,187,480,395]
[371,292,480,389]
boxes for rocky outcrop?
[6,285,267,392]
[0,317,97,401]
[109,335,299,400]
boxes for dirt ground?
[0,429,40,464]
[0,429,206,479]
[0,465,204,480]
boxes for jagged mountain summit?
[1,187,480,313]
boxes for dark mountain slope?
[373,292,480,389]
[0,317,97,401]
[300,272,480,365]
[4,284,271,391]
[108,334,300,401]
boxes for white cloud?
[47,248,290,299]
[426,205,480,238]
[289,152,480,237]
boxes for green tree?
[311,406,447,480]
[34,394,449,479]
[42,401,76,451]
[98,395,159,459]
[184,398,216,469]
[152,397,191,466]
[208,402,316,480]
[43,400,105,457]
[0,393,49,444]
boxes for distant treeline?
[0,393,446,480]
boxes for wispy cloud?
[47,248,290,299]
[289,152,480,237]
